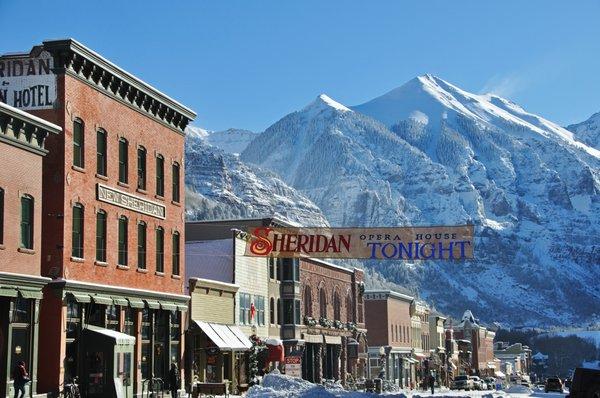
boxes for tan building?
[187,278,251,395]
[428,311,447,386]
[364,290,415,388]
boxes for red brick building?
[299,258,367,384]
[0,102,60,397]
[0,39,195,397]
[364,290,415,388]
[453,310,496,377]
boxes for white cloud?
[480,73,524,98]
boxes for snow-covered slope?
[185,134,328,226]
[242,76,600,327]
[187,126,258,155]
[567,111,600,150]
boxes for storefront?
[41,279,188,397]
[0,274,49,398]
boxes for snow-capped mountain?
[187,126,258,155]
[185,133,328,226]
[241,77,600,327]
[567,111,600,150]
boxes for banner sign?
[0,51,57,110]
[96,184,166,219]
[244,225,473,260]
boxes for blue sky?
[2,1,600,132]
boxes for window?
[65,299,81,380]
[118,216,128,265]
[96,129,107,176]
[156,155,164,196]
[137,146,146,190]
[137,222,146,269]
[283,299,294,325]
[106,305,120,331]
[304,287,313,317]
[156,227,164,272]
[346,293,353,323]
[319,288,327,319]
[96,210,107,262]
[141,308,151,379]
[256,296,265,326]
[118,138,128,184]
[0,187,4,244]
[172,162,180,202]
[239,293,250,325]
[10,298,32,381]
[170,310,181,367]
[20,195,34,249]
[124,307,135,336]
[333,291,341,321]
[277,299,282,326]
[283,259,294,281]
[73,119,84,167]
[268,258,275,279]
[71,203,84,258]
[269,297,275,325]
[295,299,301,324]
[294,259,300,282]
[172,231,180,275]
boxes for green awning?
[160,302,177,311]
[144,299,160,309]
[112,297,129,306]
[19,289,43,299]
[127,298,145,308]
[91,295,113,305]
[69,292,92,303]
[0,286,18,297]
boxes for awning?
[160,302,178,311]
[91,295,113,305]
[127,298,145,308]
[176,303,188,312]
[18,289,43,299]
[0,286,18,297]
[406,358,418,364]
[83,325,135,346]
[112,297,129,306]
[193,320,252,351]
[144,299,160,309]
[69,292,91,303]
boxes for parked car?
[545,377,563,393]
[567,368,600,398]
[521,380,532,388]
[484,377,496,390]
[470,376,484,390]
[452,375,474,390]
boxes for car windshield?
[455,376,468,381]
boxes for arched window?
[72,203,84,258]
[156,227,164,272]
[0,187,5,245]
[20,195,34,249]
[118,215,128,265]
[172,162,180,202]
[346,292,353,323]
[269,297,275,325]
[156,154,164,196]
[95,210,107,262]
[137,221,147,269]
[277,298,282,326]
[73,118,84,168]
[118,138,128,184]
[137,146,147,190]
[319,287,327,319]
[304,286,313,318]
[172,231,180,275]
[333,290,341,321]
[96,129,107,176]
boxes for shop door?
[301,344,315,382]
[153,342,166,380]
[325,345,335,380]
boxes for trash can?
[374,378,382,394]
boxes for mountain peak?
[303,94,352,114]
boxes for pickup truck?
[567,367,600,398]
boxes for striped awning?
[193,320,252,351]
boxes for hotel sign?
[0,51,57,110]
[97,184,165,219]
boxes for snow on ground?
[246,373,567,398]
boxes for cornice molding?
[0,101,61,155]
[41,39,196,134]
